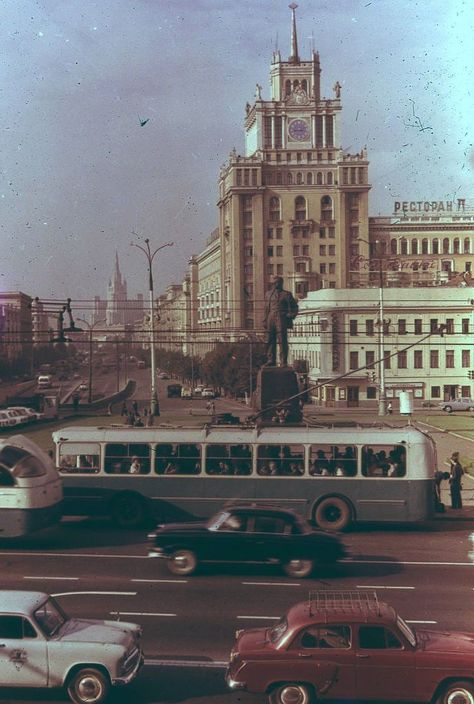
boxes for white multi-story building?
[290,287,474,408]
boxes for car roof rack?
[308,590,380,617]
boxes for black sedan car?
[147,505,346,578]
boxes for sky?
[1,0,473,308]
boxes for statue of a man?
[333,81,342,98]
[255,83,262,99]
[262,276,299,367]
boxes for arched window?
[411,238,418,255]
[400,238,408,255]
[287,172,293,185]
[432,238,439,254]
[442,238,450,254]
[301,79,308,93]
[453,238,460,254]
[327,172,333,185]
[422,238,429,254]
[293,79,300,90]
[269,196,281,221]
[321,195,332,222]
[295,196,307,221]
[296,172,303,185]
[390,239,398,255]
[316,172,323,185]
[306,172,313,185]
[464,238,471,254]
[285,80,291,97]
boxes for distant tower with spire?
[217,2,371,332]
[106,252,128,326]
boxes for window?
[398,319,406,335]
[309,444,357,476]
[0,616,37,639]
[302,245,309,256]
[367,387,377,399]
[295,196,306,221]
[462,318,470,334]
[267,246,274,257]
[267,228,273,239]
[205,444,251,476]
[244,246,253,257]
[414,350,423,369]
[307,172,313,185]
[430,350,439,368]
[453,238,460,254]
[329,263,336,273]
[321,195,333,222]
[328,245,336,256]
[390,239,397,255]
[349,351,359,369]
[59,443,101,474]
[269,196,281,221]
[267,263,274,275]
[319,263,326,274]
[400,238,408,255]
[366,319,374,336]
[445,319,454,335]
[319,227,326,239]
[462,350,471,368]
[361,444,406,477]
[422,238,429,254]
[293,245,300,256]
[397,350,407,368]
[298,625,351,649]
[276,246,283,256]
[243,228,253,240]
[430,319,438,333]
[358,626,402,650]
[104,442,150,475]
[319,245,326,256]
[443,238,450,254]
[276,227,283,239]
[328,227,335,238]
[446,350,455,368]
[432,238,439,254]
[414,319,422,335]
[349,320,358,336]
[366,351,375,369]
[256,444,304,476]
[155,443,201,475]
[464,238,471,254]
[431,386,441,398]
[276,264,283,275]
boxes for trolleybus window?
[309,444,357,477]
[59,443,101,474]
[205,443,252,476]
[361,444,406,477]
[257,444,304,476]
[104,443,150,474]
[155,443,201,475]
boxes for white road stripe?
[145,658,227,668]
[356,585,415,590]
[406,620,437,624]
[349,560,474,567]
[131,578,187,584]
[110,611,176,617]
[237,615,280,620]
[242,581,301,587]
[23,576,79,581]
[52,591,136,597]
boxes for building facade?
[291,288,474,408]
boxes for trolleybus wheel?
[314,497,351,531]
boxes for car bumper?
[148,548,167,559]
[112,652,144,686]
[225,669,246,690]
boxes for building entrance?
[347,386,360,407]
[443,384,457,401]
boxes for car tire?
[67,667,110,704]
[167,549,198,575]
[314,497,351,531]
[435,680,474,704]
[111,493,146,529]
[444,405,453,413]
[269,682,315,704]
[282,559,315,578]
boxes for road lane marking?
[406,620,437,624]
[237,615,280,620]
[110,611,176,617]
[357,585,415,590]
[242,581,301,587]
[23,576,79,581]
[53,591,136,597]
[131,578,188,584]
[349,560,474,567]
[145,658,227,668]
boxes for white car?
[7,406,40,422]
[2,409,28,426]
[78,382,88,392]
[0,410,17,428]
[201,388,215,398]
[0,590,143,704]
[439,398,474,413]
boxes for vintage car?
[439,397,474,413]
[148,505,346,577]
[226,590,474,704]
[0,590,143,704]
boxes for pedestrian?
[387,402,393,415]
[120,402,128,417]
[143,407,148,417]
[72,393,79,412]
[448,451,464,509]
[434,470,450,511]
[132,400,139,416]
[146,411,154,427]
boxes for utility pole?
[77,318,105,404]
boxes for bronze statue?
[262,276,298,367]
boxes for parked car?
[439,397,474,413]
[78,382,88,392]
[148,506,346,578]
[181,387,193,399]
[7,406,40,422]
[2,408,28,426]
[214,412,240,425]
[0,410,17,428]
[201,388,215,398]
[226,589,474,704]
[158,371,170,379]
[0,590,143,704]
[193,385,204,396]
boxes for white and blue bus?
[0,435,63,538]
[52,423,436,531]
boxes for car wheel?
[314,497,351,531]
[269,682,315,704]
[167,549,198,575]
[436,680,474,704]
[444,405,453,413]
[67,667,110,704]
[111,493,146,528]
[283,559,315,578]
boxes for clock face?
[288,119,310,142]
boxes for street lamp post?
[131,237,174,416]
[77,318,105,405]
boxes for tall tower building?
[218,4,371,332]
[106,252,128,326]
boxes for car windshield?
[268,616,288,644]
[34,597,67,637]
[206,510,231,531]
[397,615,416,647]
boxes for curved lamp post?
[131,238,174,416]
[77,318,105,405]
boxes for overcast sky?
[2,0,473,307]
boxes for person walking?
[387,402,393,415]
[132,400,139,417]
[448,451,464,509]
[120,402,128,417]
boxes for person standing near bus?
[448,451,464,509]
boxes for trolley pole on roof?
[131,236,174,417]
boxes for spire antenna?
[288,2,300,63]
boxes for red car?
[226,590,474,704]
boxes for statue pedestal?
[253,366,302,423]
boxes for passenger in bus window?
[234,460,251,475]
[129,456,141,474]
[287,461,304,476]
[164,460,177,474]
[310,450,330,476]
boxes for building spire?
[288,2,300,64]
